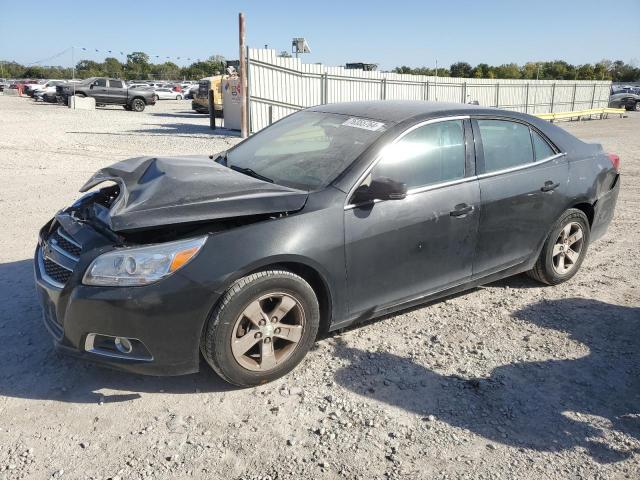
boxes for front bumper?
[34,216,220,376]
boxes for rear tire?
[201,270,320,387]
[131,98,146,112]
[527,209,590,285]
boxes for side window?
[477,119,533,173]
[109,80,123,89]
[372,120,465,190]
[532,130,555,160]
[95,78,107,87]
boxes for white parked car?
[153,88,183,100]
[128,83,151,89]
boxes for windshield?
[226,111,388,191]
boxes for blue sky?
[1,0,639,70]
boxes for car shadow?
[131,122,236,137]
[150,112,210,119]
[67,123,238,139]
[0,259,234,405]
[332,297,640,464]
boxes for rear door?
[107,79,127,104]
[472,117,569,277]
[345,117,480,317]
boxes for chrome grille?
[43,257,73,284]
[40,226,81,288]
[51,228,81,257]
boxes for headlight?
[83,236,207,286]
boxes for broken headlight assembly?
[83,236,207,286]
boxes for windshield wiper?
[229,165,274,183]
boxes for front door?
[472,118,569,276]
[345,118,480,318]
[90,78,108,103]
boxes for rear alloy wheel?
[634,101,640,112]
[175,95,182,100]
[527,209,590,285]
[131,98,146,112]
[201,270,319,386]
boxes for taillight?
[608,153,620,172]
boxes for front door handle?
[541,180,560,192]
[450,203,473,217]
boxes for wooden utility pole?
[239,12,248,138]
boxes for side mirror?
[352,177,407,204]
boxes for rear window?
[478,119,533,173]
[109,80,123,89]
[532,130,556,160]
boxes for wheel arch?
[216,256,335,335]
[130,95,147,105]
[570,201,595,227]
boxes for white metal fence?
[247,48,612,133]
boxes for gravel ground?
[0,96,638,480]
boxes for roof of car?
[309,100,500,123]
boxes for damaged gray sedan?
[34,101,620,386]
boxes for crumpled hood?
[80,155,308,232]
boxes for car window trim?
[344,151,566,211]
[344,115,470,208]
[471,116,561,176]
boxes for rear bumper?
[591,174,620,242]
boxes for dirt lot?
[0,96,638,480]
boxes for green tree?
[126,51,151,79]
[103,57,124,78]
[450,62,472,78]
[494,63,521,79]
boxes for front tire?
[527,208,590,285]
[201,270,320,387]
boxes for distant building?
[345,63,378,71]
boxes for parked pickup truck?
[59,77,156,111]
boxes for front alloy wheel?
[231,293,305,371]
[201,270,319,386]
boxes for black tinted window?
[109,80,123,88]
[95,79,107,87]
[532,130,555,160]
[478,120,533,172]
[373,120,465,189]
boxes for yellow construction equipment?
[191,75,226,115]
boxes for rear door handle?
[450,203,473,217]
[541,180,560,192]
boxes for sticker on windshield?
[341,117,385,131]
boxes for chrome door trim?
[344,152,567,211]
[475,152,566,180]
[344,115,470,207]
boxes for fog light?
[114,337,133,354]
